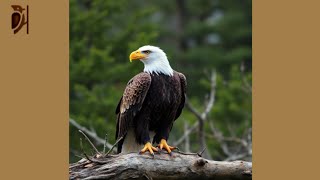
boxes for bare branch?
[79,130,101,155]
[69,153,252,180]
[202,71,216,119]
[69,118,115,151]
[177,68,251,162]
[209,121,251,161]
[174,121,199,146]
[174,150,201,156]
[185,70,216,120]
[105,136,123,156]
[176,71,217,160]
[198,147,206,156]
[185,99,203,121]
[79,138,93,163]
[208,121,233,157]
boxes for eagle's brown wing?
[115,72,152,141]
[175,72,187,120]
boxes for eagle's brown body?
[116,71,186,153]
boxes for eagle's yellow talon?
[140,142,158,155]
[158,139,175,154]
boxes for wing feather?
[115,72,152,140]
[175,72,187,119]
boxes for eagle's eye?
[142,50,151,54]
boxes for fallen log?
[69,152,252,180]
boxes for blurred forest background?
[70,0,252,163]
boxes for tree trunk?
[70,152,252,180]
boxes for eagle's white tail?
[121,129,155,153]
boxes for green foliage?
[70,0,251,162]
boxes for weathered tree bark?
[70,152,252,180]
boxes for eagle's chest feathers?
[147,74,180,107]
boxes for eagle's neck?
[142,57,174,76]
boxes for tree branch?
[185,100,203,121]
[174,120,199,146]
[69,118,115,151]
[184,71,216,159]
[180,70,251,161]
[70,153,252,180]
[105,136,123,156]
[202,71,216,119]
[79,130,101,155]
[208,121,252,161]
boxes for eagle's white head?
[129,45,174,76]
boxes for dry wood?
[70,152,252,180]
[69,118,115,152]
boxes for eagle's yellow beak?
[129,50,147,62]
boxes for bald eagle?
[115,45,186,155]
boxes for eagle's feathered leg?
[139,142,158,156]
[158,139,176,155]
